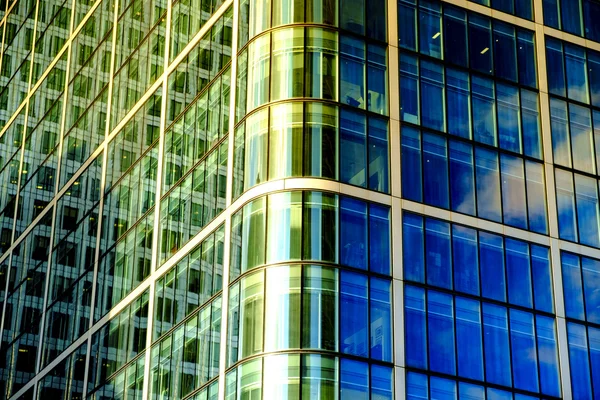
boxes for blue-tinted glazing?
[575,174,600,248]
[446,68,471,139]
[428,290,456,375]
[452,225,478,295]
[536,315,561,397]
[500,154,527,229]
[423,132,449,208]
[543,0,560,28]
[472,76,497,146]
[469,15,492,74]
[521,89,542,159]
[479,231,506,302]
[368,116,389,192]
[483,303,511,387]
[589,51,600,107]
[546,38,566,97]
[340,358,368,398]
[407,372,428,400]
[421,60,446,131]
[403,213,425,283]
[475,147,501,222]
[510,310,539,392]
[370,277,392,362]
[584,0,600,42]
[431,376,457,399]
[517,31,537,88]
[531,245,553,314]
[400,54,420,124]
[568,322,593,400]
[426,218,452,289]
[419,0,443,59]
[456,297,484,380]
[449,141,476,215]
[340,197,368,270]
[497,84,521,153]
[561,0,583,36]
[555,169,578,242]
[340,271,368,357]
[562,252,586,321]
[506,238,532,308]
[565,44,589,104]
[340,109,367,188]
[493,23,517,82]
[405,285,427,369]
[371,365,393,400]
[582,257,600,324]
[370,204,391,275]
[401,126,423,202]
[443,6,468,68]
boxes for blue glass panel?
[472,76,497,146]
[366,0,386,41]
[550,98,571,168]
[497,83,521,153]
[492,0,514,15]
[517,31,537,88]
[407,372,428,400]
[514,395,536,400]
[446,68,471,139]
[479,232,506,301]
[475,147,501,222]
[419,0,443,59]
[536,315,561,397]
[515,0,533,20]
[428,290,456,375]
[459,383,485,400]
[399,1,417,51]
[469,15,493,74]
[405,285,427,369]
[444,6,468,68]
[370,278,392,362]
[403,213,425,283]
[367,44,388,115]
[506,238,532,308]
[582,257,600,324]
[483,303,512,387]
[493,22,517,82]
[426,218,452,289]
[565,44,589,104]
[340,359,368,398]
[456,297,484,380]
[487,388,512,400]
[525,161,548,234]
[594,111,600,175]
[431,376,457,400]
[340,271,368,357]
[510,309,539,392]
[340,197,368,270]
[400,54,420,124]
[562,252,585,320]
[369,205,391,275]
[340,36,366,109]
[401,126,422,202]
[589,51,600,108]
[561,0,583,36]
[449,140,476,216]
[531,245,553,313]
[371,365,393,400]
[368,116,389,192]
[453,225,479,295]
[555,169,578,242]
[584,0,600,42]
[340,109,367,187]
[588,326,600,398]
[500,154,527,228]
[569,104,595,174]
[546,38,566,97]
[542,0,560,28]
[568,322,593,400]
[423,133,449,208]
[521,89,542,159]
[421,60,446,131]
[340,0,365,35]
[575,174,600,248]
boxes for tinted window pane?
[531,245,553,313]
[401,126,422,202]
[405,285,427,369]
[475,147,501,222]
[340,197,368,270]
[340,271,368,357]
[423,133,449,208]
[428,290,456,375]
[444,6,468,67]
[582,257,600,324]
[510,310,539,392]
[483,303,511,387]
[456,297,484,380]
[403,213,425,283]
[568,322,593,400]
[536,315,561,397]
[421,60,445,131]
[447,69,471,139]
[506,238,532,308]
[370,205,391,275]
[370,278,392,362]
[453,225,479,295]
[562,252,585,320]
[426,218,451,289]
[449,140,476,216]
[480,232,506,301]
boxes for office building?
[0,0,599,398]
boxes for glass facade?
[0,0,596,398]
